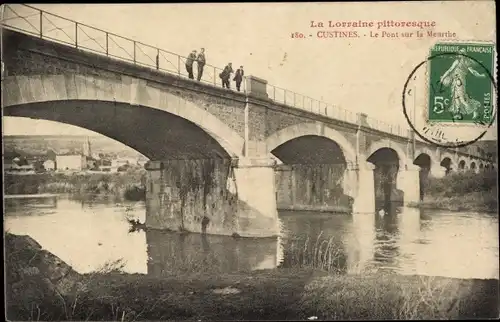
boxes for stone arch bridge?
[2,29,494,238]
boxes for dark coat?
[233,69,244,82]
[220,65,233,80]
[186,52,196,66]
[197,53,206,66]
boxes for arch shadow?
[268,123,357,214]
[5,101,237,160]
[414,153,432,201]
[367,147,404,211]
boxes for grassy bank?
[4,169,147,201]
[5,232,498,321]
[413,169,498,213]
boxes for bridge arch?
[365,140,410,210]
[267,122,357,213]
[458,158,468,172]
[440,152,456,174]
[266,122,357,164]
[3,75,245,159]
[414,147,439,168]
[413,153,432,169]
[365,139,409,168]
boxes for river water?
[4,196,499,280]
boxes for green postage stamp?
[427,42,495,124]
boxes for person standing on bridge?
[220,63,233,89]
[233,66,244,92]
[196,48,206,81]
[185,50,197,79]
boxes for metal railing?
[365,115,408,137]
[1,3,408,138]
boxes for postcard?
[2,2,497,321]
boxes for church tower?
[82,137,92,157]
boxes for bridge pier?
[430,165,447,178]
[233,157,280,237]
[144,157,279,238]
[396,164,420,204]
[352,162,375,214]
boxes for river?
[4,196,499,280]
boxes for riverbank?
[411,170,497,214]
[5,232,498,320]
[4,169,146,201]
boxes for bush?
[420,169,498,213]
[4,169,147,201]
[426,169,497,196]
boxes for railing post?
[105,32,109,56]
[133,41,136,63]
[273,86,276,101]
[177,56,181,76]
[156,48,159,70]
[39,11,43,38]
[213,67,216,85]
[294,93,296,107]
[284,90,287,104]
[75,22,78,48]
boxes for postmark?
[402,40,497,148]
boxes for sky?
[2,1,497,140]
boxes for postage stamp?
[402,40,497,148]
[427,42,495,124]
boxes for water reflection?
[5,198,148,274]
[4,197,499,280]
[346,212,376,274]
[146,230,279,276]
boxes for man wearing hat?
[233,65,244,92]
[185,50,197,79]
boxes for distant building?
[56,154,86,171]
[5,162,35,174]
[111,159,129,172]
[15,164,35,174]
[4,161,19,171]
[96,159,112,172]
[43,159,56,171]
[83,137,92,158]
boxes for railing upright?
[133,41,136,64]
[75,22,78,48]
[39,10,42,38]
[177,56,181,76]
[156,49,159,70]
[105,32,109,56]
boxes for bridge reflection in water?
[146,230,283,276]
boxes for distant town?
[4,135,149,175]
